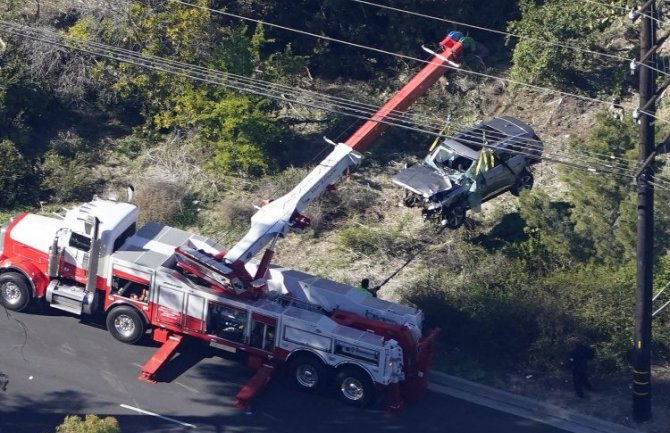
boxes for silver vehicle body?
[393,117,542,226]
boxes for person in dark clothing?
[357,278,380,297]
[567,342,595,398]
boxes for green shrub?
[0,139,34,208]
[55,415,120,433]
[508,0,627,93]
[39,153,99,202]
[338,224,380,256]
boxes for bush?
[508,0,627,93]
[405,259,542,370]
[39,152,100,202]
[338,224,380,257]
[0,139,34,208]
[133,179,189,226]
[55,415,120,433]
[38,131,101,203]
[402,238,641,373]
[213,197,256,233]
[48,130,90,160]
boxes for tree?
[507,0,628,93]
[55,415,120,433]
[518,115,650,267]
[66,1,286,177]
[231,0,519,78]
[563,115,640,265]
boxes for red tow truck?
[0,32,465,410]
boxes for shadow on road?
[155,341,215,383]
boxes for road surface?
[0,306,569,433]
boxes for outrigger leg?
[138,332,183,383]
[235,358,276,410]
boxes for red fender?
[0,256,50,297]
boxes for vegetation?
[507,0,631,93]
[54,415,120,433]
[1,0,668,381]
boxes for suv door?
[480,152,507,199]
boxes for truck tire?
[441,204,466,229]
[510,169,534,196]
[335,367,375,407]
[0,272,32,312]
[106,305,145,344]
[288,353,328,393]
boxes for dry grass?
[133,179,187,226]
[493,366,670,433]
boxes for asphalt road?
[0,306,569,433]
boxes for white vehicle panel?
[10,214,63,254]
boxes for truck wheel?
[0,272,32,312]
[511,170,534,196]
[441,205,466,229]
[288,354,328,393]
[106,305,145,344]
[335,368,374,407]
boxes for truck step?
[46,280,88,316]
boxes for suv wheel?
[511,170,534,196]
[441,205,466,229]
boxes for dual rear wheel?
[288,354,375,407]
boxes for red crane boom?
[344,33,464,152]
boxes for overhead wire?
[9,26,634,174]
[0,21,660,186]
[161,2,670,170]
[167,0,670,126]
[0,20,667,190]
[0,20,635,171]
[351,0,633,64]
[582,0,664,24]
[352,0,670,78]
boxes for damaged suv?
[393,117,542,229]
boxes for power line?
[18,24,635,176]
[582,0,663,24]
[351,0,633,64]
[168,0,670,125]
[0,20,639,174]
[0,21,654,184]
[0,21,666,190]
[352,0,670,78]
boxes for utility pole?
[633,0,656,422]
